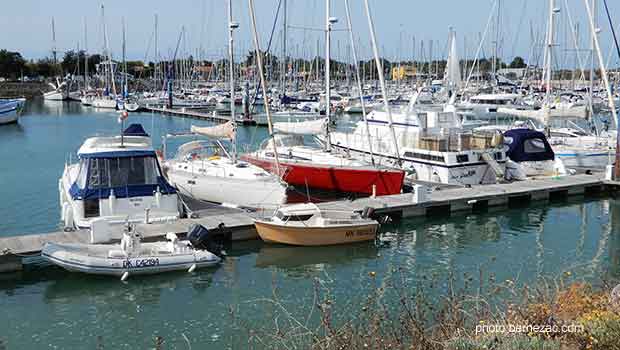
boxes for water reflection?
[255,241,378,270]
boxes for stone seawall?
[0,82,48,99]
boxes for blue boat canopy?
[69,151,176,200]
[123,124,150,137]
[503,129,554,162]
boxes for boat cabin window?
[403,151,445,163]
[276,211,314,222]
[456,154,469,163]
[88,156,159,189]
[523,138,548,154]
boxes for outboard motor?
[360,207,375,219]
[187,223,231,257]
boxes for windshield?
[87,156,160,189]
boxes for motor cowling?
[187,223,231,257]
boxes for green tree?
[0,50,27,79]
[509,56,527,69]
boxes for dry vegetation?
[233,269,620,350]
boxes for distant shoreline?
[0,81,48,99]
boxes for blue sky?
[0,0,618,66]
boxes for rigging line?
[563,0,588,85]
[510,0,529,59]
[249,0,283,110]
[602,0,620,64]
[463,0,498,91]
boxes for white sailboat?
[43,18,68,101]
[163,1,288,210]
[91,5,118,110]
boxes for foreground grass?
[236,271,620,350]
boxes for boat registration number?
[123,258,160,269]
[345,229,375,238]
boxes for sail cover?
[273,118,328,135]
[444,30,462,88]
[191,121,236,139]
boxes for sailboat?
[242,0,406,196]
[43,78,68,101]
[43,18,68,101]
[163,0,288,210]
[91,5,118,110]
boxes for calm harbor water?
[1,100,619,349]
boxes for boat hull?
[241,155,404,196]
[92,98,118,109]
[555,151,611,169]
[43,91,67,101]
[166,170,287,209]
[254,220,378,246]
[42,242,220,276]
[0,106,18,125]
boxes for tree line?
[0,47,531,82]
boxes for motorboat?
[240,110,324,126]
[459,93,533,120]
[163,122,288,209]
[0,98,25,125]
[59,124,181,229]
[328,103,507,185]
[503,128,566,180]
[254,203,379,246]
[91,96,118,109]
[42,223,221,280]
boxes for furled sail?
[273,118,328,135]
[444,30,462,88]
[191,121,236,139]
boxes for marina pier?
[1,172,616,273]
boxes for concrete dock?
[0,173,616,272]
[145,106,230,122]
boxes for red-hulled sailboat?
[243,0,405,196]
[241,133,405,196]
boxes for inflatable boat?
[42,224,222,280]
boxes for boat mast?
[122,17,127,99]
[324,0,333,151]
[600,0,620,178]
[589,0,596,116]
[363,0,401,165]
[583,0,619,176]
[344,0,375,165]
[154,14,159,88]
[84,18,89,91]
[52,18,57,68]
[281,0,287,94]
[492,0,501,80]
[228,0,238,163]
[543,0,557,123]
[101,5,116,97]
[248,0,282,178]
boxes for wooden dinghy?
[254,203,379,246]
